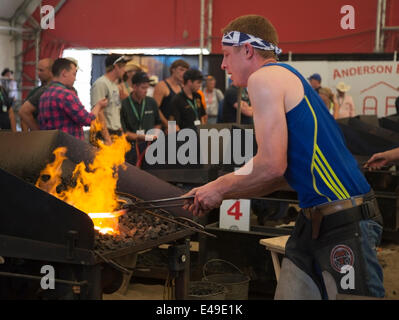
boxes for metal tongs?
[117,192,216,238]
[125,195,195,210]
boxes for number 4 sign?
[219,199,251,231]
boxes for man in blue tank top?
[183,15,385,299]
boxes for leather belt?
[302,191,377,239]
[303,196,365,219]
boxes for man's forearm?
[212,157,287,201]
[333,101,339,119]
[224,176,287,199]
[159,111,168,128]
[125,131,141,141]
[9,109,17,132]
[386,147,399,162]
[97,110,111,142]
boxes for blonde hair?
[222,15,279,59]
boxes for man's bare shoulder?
[154,80,166,90]
[153,80,168,96]
[250,65,297,84]
[249,64,304,111]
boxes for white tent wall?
[0,21,15,75]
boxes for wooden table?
[259,235,290,282]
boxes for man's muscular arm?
[153,82,169,128]
[184,68,289,216]
[18,101,40,130]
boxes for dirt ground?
[377,240,399,299]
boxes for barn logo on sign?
[360,82,398,116]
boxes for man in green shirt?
[121,71,162,166]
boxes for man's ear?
[244,43,254,58]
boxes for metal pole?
[207,0,213,53]
[383,26,399,31]
[375,0,382,52]
[380,0,386,52]
[236,87,242,124]
[35,30,40,86]
[199,0,205,71]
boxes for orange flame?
[36,123,131,235]
[88,210,127,235]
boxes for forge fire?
[35,128,131,235]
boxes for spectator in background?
[336,81,355,119]
[222,84,253,124]
[91,54,129,145]
[119,61,142,100]
[203,75,224,124]
[153,59,189,130]
[147,75,158,98]
[121,71,161,166]
[197,88,207,122]
[38,58,107,140]
[308,73,339,119]
[170,68,206,130]
[19,58,54,131]
[1,68,17,105]
[0,83,16,131]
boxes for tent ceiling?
[0,0,26,21]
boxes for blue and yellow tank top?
[263,63,370,208]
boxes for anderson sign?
[290,61,399,118]
[332,63,399,80]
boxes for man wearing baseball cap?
[121,71,161,166]
[91,54,129,145]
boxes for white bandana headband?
[222,31,282,55]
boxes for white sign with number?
[219,199,251,231]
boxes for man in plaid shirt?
[38,58,107,140]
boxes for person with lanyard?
[153,59,189,130]
[120,71,161,166]
[170,68,206,131]
[38,58,107,140]
[182,14,385,299]
[0,84,16,131]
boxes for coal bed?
[94,207,187,253]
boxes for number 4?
[227,201,243,220]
